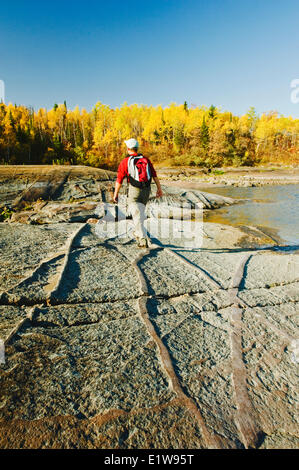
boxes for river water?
[197,184,299,246]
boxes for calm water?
[199,184,299,246]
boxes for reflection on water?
[200,184,299,245]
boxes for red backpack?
[127,155,152,188]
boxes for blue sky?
[1,0,299,117]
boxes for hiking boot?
[137,238,148,248]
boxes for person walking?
[113,138,163,247]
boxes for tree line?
[0,101,298,169]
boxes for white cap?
[124,138,139,149]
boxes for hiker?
[113,138,163,247]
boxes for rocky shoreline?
[157,165,299,187]
[0,165,298,449]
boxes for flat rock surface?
[0,166,298,449]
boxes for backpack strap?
[128,155,140,182]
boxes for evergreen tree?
[208,105,216,119]
[200,118,210,150]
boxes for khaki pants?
[128,184,151,239]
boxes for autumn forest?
[0,101,298,170]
